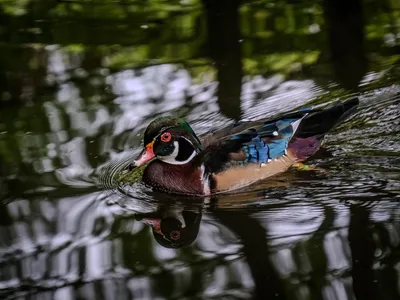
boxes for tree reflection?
[202,0,243,120]
[348,202,378,300]
[214,210,286,300]
[322,0,367,89]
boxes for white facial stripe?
[169,150,197,165]
[166,208,186,228]
[159,141,197,165]
[159,141,179,164]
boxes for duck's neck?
[143,160,211,196]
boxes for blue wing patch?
[242,136,270,163]
[234,116,305,164]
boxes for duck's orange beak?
[142,218,163,235]
[133,141,155,167]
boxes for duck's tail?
[294,97,359,139]
[287,97,359,161]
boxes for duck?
[127,98,359,196]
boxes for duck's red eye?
[170,230,180,240]
[161,132,172,142]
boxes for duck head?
[133,117,202,167]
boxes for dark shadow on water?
[202,0,243,120]
[0,201,12,227]
[348,202,378,300]
[214,210,287,300]
[322,0,367,89]
[348,202,400,300]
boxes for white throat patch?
[200,164,211,195]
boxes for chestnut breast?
[143,161,206,195]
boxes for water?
[1,0,400,299]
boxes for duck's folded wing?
[200,98,359,175]
[201,113,309,173]
[200,109,310,148]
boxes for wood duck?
[128,98,359,196]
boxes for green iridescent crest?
[144,117,202,149]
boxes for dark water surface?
[1,0,400,299]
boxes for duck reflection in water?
[136,204,202,248]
